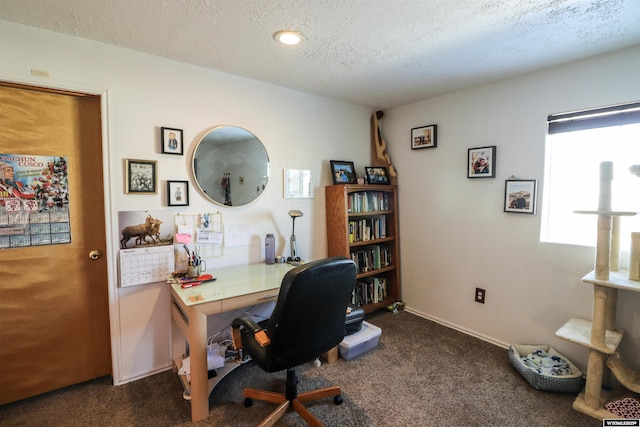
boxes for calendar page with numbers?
[119,245,174,287]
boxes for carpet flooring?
[0,310,600,426]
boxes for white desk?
[170,263,294,422]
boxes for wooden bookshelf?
[325,184,401,313]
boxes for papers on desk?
[178,344,225,375]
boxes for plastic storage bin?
[339,321,381,361]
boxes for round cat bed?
[508,344,585,393]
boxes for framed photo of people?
[411,124,437,149]
[365,166,390,184]
[125,159,157,194]
[504,179,537,214]
[330,160,357,184]
[467,146,496,178]
[161,127,183,155]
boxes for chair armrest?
[231,316,271,348]
[232,315,262,333]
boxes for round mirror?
[192,126,270,206]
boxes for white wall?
[383,45,640,370]
[3,18,640,384]
[0,20,372,384]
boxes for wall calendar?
[119,245,174,287]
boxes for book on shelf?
[347,191,390,213]
[352,277,388,306]
[350,245,391,273]
[348,216,387,243]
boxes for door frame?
[2,77,123,384]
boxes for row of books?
[349,216,387,242]
[352,277,388,306]
[351,245,392,273]
[347,191,391,213]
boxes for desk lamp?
[287,210,303,264]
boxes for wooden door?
[0,83,111,404]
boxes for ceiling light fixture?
[274,30,302,46]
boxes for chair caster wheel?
[334,394,343,405]
[244,397,253,407]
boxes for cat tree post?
[556,160,639,419]
[583,163,614,408]
[610,216,620,271]
[595,161,613,281]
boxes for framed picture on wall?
[125,159,157,194]
[167,180,189,206]
[161,127,183,155]
[411,124,437,149]
[467,146,496,178]
[365,166,390,184]
[330,160,357,184]
[504,179,537,214]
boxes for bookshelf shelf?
[356,265,396,279]
[326,184,401,313]
[350,236,395,247]
[348,209,393,217]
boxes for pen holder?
[188,265,200,278]
[188,260,206,278]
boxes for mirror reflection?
[192,126,269,206]
[284,169,314,198]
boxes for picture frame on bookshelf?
[411,124,437,149]
[161,127,183,155]
[330,160,357,184]
[504,179,537,214]
[365,166,390,185]
[467,146,496,178]
[167,180,189,206]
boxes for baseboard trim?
[405,307,510,350]
[114,365,173,386]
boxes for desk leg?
[322,346,339,364]
[189,308,209,422]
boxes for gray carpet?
[0,310,599,426]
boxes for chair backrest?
[266,257,356,369]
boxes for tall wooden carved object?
[371,111,397,185]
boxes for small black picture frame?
[161,127,183,155]
[411,124,437,149]
[504,179,537,214]
[467,146,496,178]
[365,166,390,185]
[330,160,357,185]
[167,180,189,206]
[125,159,157,194]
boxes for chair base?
[243,368,343,427]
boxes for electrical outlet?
[475,287,486,304]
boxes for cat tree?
[555,161,640,420]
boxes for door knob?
[88,250,101,260]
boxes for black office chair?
[232,257,357,427]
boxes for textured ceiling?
[1,0,639,109]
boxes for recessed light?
[274,30,302,46]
